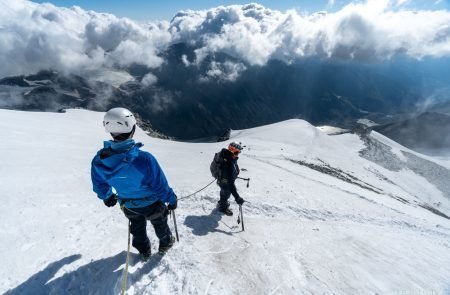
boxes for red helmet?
[228,141,243,155]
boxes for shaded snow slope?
[1,109,450,294]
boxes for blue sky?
[29,0,450,20]
[29,0,449,21]
[29,0,339,20]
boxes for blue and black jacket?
[91,139,176,208]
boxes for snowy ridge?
[1,109,450,294]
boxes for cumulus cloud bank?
[173,0,450,65]
[1,0,450,78]
[0,0,170,77]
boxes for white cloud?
[150,89,176,112]
[1,0,450,79]
[396,0,410,6]
[141,72,158,86]
[200,61,247,82]
[170,1,450,64]
[0,0,171,78]
[181,54,191,66]
[327,0,336,9]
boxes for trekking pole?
[120,221,131,295]
[171,210,180,242]
[239,205,245,231]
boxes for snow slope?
[1,109,450,294]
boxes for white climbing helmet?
[103,107,136,134]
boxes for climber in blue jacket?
[91,107,177,258]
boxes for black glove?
[235,196,245,205]
[167,192,178,210]
[168,199,177,210]
[103,194,117,207]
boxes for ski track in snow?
[1,109,450,294]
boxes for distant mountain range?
[122,43,424,139]
[374,112,450,155]
[1,43,449,152]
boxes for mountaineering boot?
[218,207,233,216]
[217,201,233,216]
[140,248,151,261]
[158,236,176,255]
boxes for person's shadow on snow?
[5,252,162,295]
[184,208,236,236]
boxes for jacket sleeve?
[91,157,113,200]
[145,153,176,205]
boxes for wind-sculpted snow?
[359,135,405,171]
[288,158,383,194]
[2,109,450,294]
[2,0,450,79]
[360,133,450,201]
[403,151,450,200]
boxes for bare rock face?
[0,70,100,111]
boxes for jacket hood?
[95,139,143,174]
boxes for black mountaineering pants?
[122,201,172,254]
[218,185,232,210]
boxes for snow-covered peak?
[1,109,450,294]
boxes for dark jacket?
[218,148,240,199]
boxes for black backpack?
[210,152,224,179]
